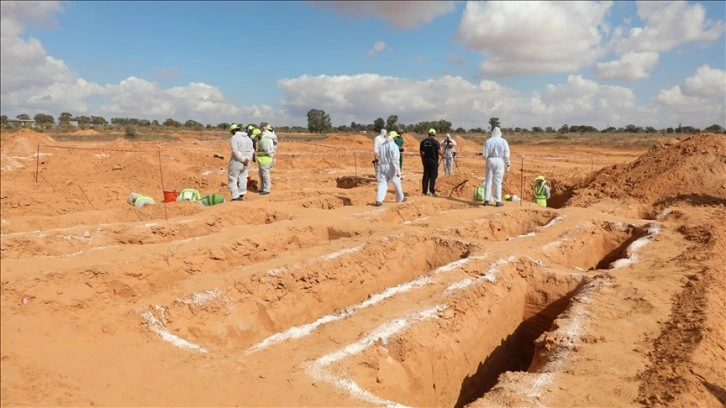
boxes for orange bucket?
[163,190,179,203]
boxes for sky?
[1,0,725,130]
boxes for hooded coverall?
[257,134,274,194]
[376,137,405,204]
[482,127,510,204]
[372,129,387,170]
[442,134,457,175]
[228,130,254,200]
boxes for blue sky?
[1,1,725,130]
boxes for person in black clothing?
[419,128,442,196]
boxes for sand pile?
[568,134,726,207]
[0,128,57,156]
[70,129,101,136]
[324,133,371,146]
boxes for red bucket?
[163,190,179,203]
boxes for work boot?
[482,201,490,206]
[260,191,270,195]
[374,201,383,206]
[495,202,504,207]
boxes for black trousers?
[422,159,439,194]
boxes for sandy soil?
[1,128,725,407]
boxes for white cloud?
[0,1,286,125]
[455,1,613,76]
[367,41,387,58]
[309,0,456,30]
[681,65,726,99]
[277,73,666,129]
[613,1,725,54]
[596,2,725,82]
[651,65,726,127]
[593,51,659,81]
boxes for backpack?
[199,194,226,206]
[177,188,201,202]
[473,186,486,202]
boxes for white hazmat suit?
[375,136,405,204]
[481,127,510,204]
[228,130,254,200]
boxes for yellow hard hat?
[252,128,261,137]
[230,123,241,132]
[536,175,546,181]
[389,131,398,137]
[504,194,511,200]
[428,128,436,135]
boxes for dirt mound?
[0,129,57,156]
[568,134,726,208]
[324,133,371,145]
[70,129,101,136]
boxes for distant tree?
[532,126,543,133]
[704,124,723,132]
[163,118,181,127]
[514,127,521,133]
[216,122,230,130]
[373,117,385,132]
[558,124,569,134]
[58,112,73,124]
[1,115,7,125]
[91,116,108,126]
[306,108,332,133]
[336,125,349,132]
[385,115,398,131]
[488,117,500,130]
[644,126,657,133]
[455,127,466,133]
[469,127,483,133]
[545,126,554,133]
[184,119,203,129]
[16,113,30,120]
[602,127,617,133]
[624,124,640,133]
[151,120,160,126]
[75,115,91,127]
[34,113,55,126]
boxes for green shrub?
[125,125,137,139]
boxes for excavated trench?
[447,209,560,241]
[338,260,586,408]
[542,220,649,270]
[153,234,476,349]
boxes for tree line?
[1,111,723,135]
[306,109,724,135]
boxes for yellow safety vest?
[257,136,273,165]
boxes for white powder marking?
[611,223,660,269]
[140,309,208,353]
[307,306,443,408]
[177,288,224,306]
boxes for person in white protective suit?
[261,123,278,165]
[441,133,457,175]
[227,123,254,201]
[372,128,387,171]
[481,126,510,207]
[374,131,406,206]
